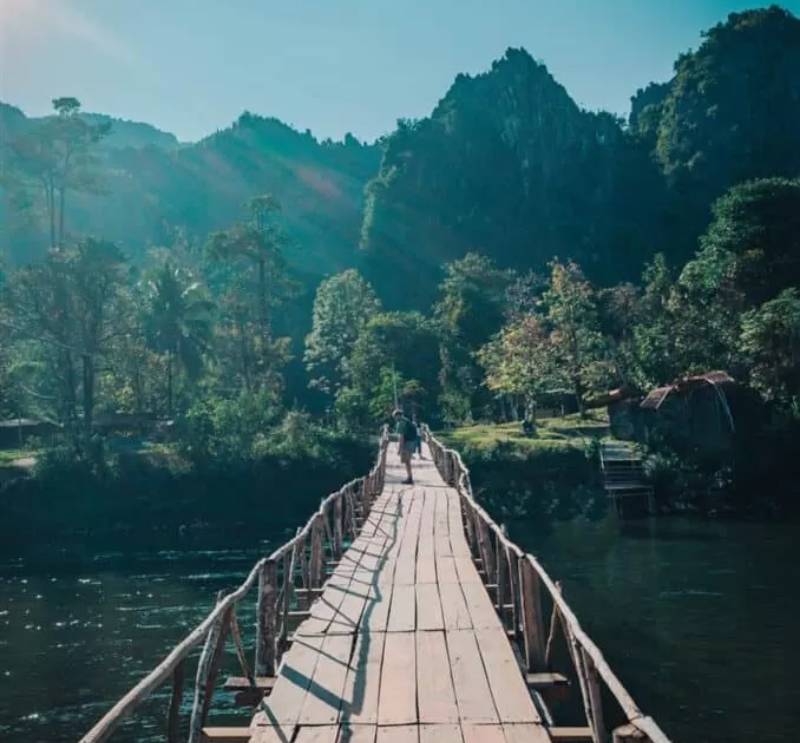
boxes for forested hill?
[361,6,800,310]
[360,48,670,309]
[1,106,380,275]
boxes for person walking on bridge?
[394,408,418,484]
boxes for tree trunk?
[167,353,174,418]
[258,257,270,345]
[58,187,66,247]
[82,353,94,435]
[47,181,56,249]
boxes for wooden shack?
[638,371,747,456]
[0,418,59,448]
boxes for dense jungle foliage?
[2,7,800,525]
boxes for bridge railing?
[79,426,389,743]
[425,426,671,743]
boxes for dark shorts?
[400,441,415,463]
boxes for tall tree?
[543,260,611,416]
[7,97,108,249]
[141,261,214,416]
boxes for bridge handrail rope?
[423,425,671,743]
[79,425,390,743]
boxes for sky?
[1,0,798,143]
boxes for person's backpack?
[402,418,419,441]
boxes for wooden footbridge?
[80,429,670,743]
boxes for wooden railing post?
[495,529,507,623]
[582,648,607,743]
[188,593,229,743]
[519,558,546,672]
[310,515,324,587]
[166,659,185,743]
[255,559,278,677]
[333,497,344,557]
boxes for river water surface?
[1,516,798,742]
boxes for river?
[1,516,798,742]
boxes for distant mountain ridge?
[3,6,800,306]
[1,106,381,275]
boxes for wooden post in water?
[255,559,278,677]
[519,558,546,671]
[166,659,185,743]
[188,593,229,743]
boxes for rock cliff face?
[359,48,667,309]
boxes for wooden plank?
[338,726,377,743]
[376,726,418,743]
[340,632,386,725]
[525,672,569,690]
[394,493,422,585]
[387,584,416,632]
[260,635,324,726]
[419,724,463,743]
[298,634,353,725]
[461,725,505,743]
[502,723,553,743]
[475,628,540,723]
[378,631,417,725]
[201,727,251,742]
[363,581,393,632]
[294,727,340,743]
[439,581,472,630]
[453,555,483,584]
[436,555,459,584]
[415,583,444,631]
[416,490,438,584]
[461,580,503,630]
[416,630,459,724]
[446,629,498,724]
[549,728,594,741]
[246,723,296,743]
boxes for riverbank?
[438,412,610,525]
[0,430,373,554]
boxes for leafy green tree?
[304,269,380,397]
[345,311,440,424]
[741,289,800,404]
[478,314,561,419]
[543,260,612,415]
[435,253,514,422]
[3,238,127,435]
[141,261,214,416]
[207,194,292,391]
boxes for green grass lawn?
[439,410,610,455]
[0,448,38,466]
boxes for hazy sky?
[2,0,797,143]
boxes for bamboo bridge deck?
[80,429,670,743]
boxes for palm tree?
[141,262,214,417]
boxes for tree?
[141,261,214,416]
[478,314,561,419]
[207,195,292,390]
[741,288,800,404]
[434,253,514,422]
[543,260,611,416]
[344,311,440,424]
[3,239,127,436]
[304,269,381,397]
[7,97,109,248]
